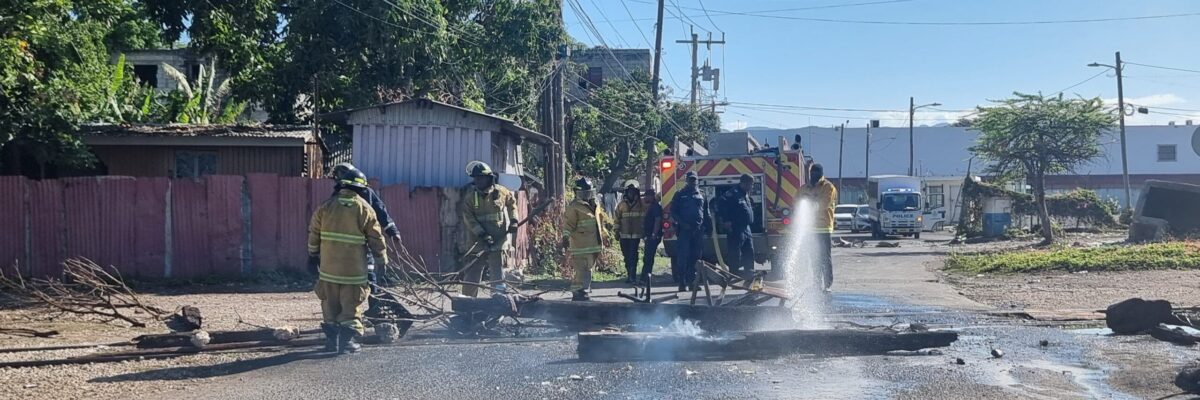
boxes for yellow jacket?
[308,189,388,285]
[799,178,838,233]
[563,198,608,254]
[459,183,518,252]
[614,199,647,240]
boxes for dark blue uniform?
[669,185,707,288]
[717,187,755,275]
[641,200,664,281]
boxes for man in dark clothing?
[717,174,755,279]
[640,188,664,285]
[330,163,399,240]
[669,171,707,292]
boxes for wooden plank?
[577,330,959,362]
[451,297,793,332]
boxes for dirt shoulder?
[942,269,1200,311]
[0,288,321,400]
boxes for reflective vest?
[564,198,608,254]
[614,200,648,240]
[308,190,388,285]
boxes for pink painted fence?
[0,175,452,279]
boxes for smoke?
[665,317,705,337]
[778,198,830,329]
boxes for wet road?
[124,232,1186,399]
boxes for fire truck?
[659,132,808,272]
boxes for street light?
[1088,51,1132,210]
[909,97,942,176]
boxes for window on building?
[133,65,158,88]
[927,185,945,210]
[189,64,202,82]
[586,66,604,87]
[174,151,218,179]
[1158,144,1177,162]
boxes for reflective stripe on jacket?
[459,183,518,252]
[308,190,388,285]
[564,199,608,254]
[614,200,648,240]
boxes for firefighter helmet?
[622,179,640,190]
[331,162,358,178]
[466,161,494,177]
[336,167,368,189]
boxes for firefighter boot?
[320,323,339,352]
[571,289,590,301]
[338,325,362,354]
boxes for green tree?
[569,71,720,193]
[970,92,1116,244]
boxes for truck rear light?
[660,160,674,171]
[662,222,671,229]
[782,217,791,225]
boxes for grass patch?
[946,242,1200,274]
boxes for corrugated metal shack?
[81,124,322,178]
[323,99,553,272]
[324,98,552,187]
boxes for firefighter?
[614,180,647,284]
[458,161,519,297]
[669,171,707,292]
[717,174,756,279]
[329,163,399,241]
[640,187,664,286]
[799,163,838,291]
[308,168,388,354]
[563,178,608,301]
[329,163,396,285]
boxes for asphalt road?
[114,231,1185,399]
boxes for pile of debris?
[1105,298,1200,346]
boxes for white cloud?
[870,110,975,128]
[723,119,748,131]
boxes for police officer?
[308,169,388,354]
[799,163,838,291]
[717,174,756,280]
[614,180,647,284]
[458,161,519,297]
[669,171,707,292]
[563,178,608,301]
[640,187,664,286]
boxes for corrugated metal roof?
[81,124,314,140]
[322,98,553,145]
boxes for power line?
[616,0,685,92]
[667,0,710,33]
[332,0,421,33]
[1050,69,1109,96]
[642,9,1200,26]
[617,0,913,23]
[587,0,631,48]
[695,0,723,33]
[729,101,974,113]
[1124,61,1200,75]
[378,0,484,47]
[728,104,961,122]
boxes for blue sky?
[563,0,1200,129]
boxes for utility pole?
[1087,52,1133,210]
[539,2,567,199]
[837,121,845,201]
[642,0,666,189]
[865,122,871,180]
[676,28,724,106]
[908,97,915,176]
[1115,52,1132,211]
[908,99,940,177]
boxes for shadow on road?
[88,350,336,383]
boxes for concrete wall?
[749,124,1200,207]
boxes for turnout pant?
[642,237,661,281]
[816,232,833,289]
[726,228,754,275]
[461,249,505,297]
[619,238,641,279]
[570,252,600,291]
[314,280,370,335]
